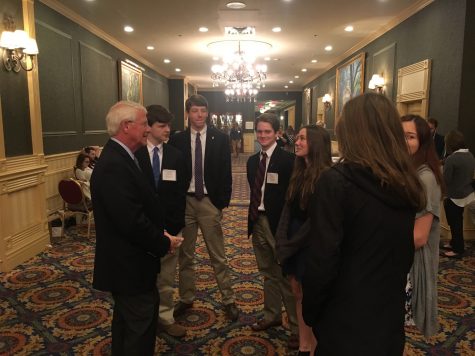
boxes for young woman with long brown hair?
[401,114,443,338]
[302,93,425,355]
[276,125,332,355]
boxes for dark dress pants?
[111,288,159,356]
[444,198,465,253]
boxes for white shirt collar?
[261,141,278,158]
[147,140,163,153]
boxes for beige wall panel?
[243,132,255,154]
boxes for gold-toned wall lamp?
[368,74,385,94]
[322,93,332,110]
[0,15,39,73]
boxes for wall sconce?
[0,15,39,73]
[322,93,332,110]
[368,74,385,94]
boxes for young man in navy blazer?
[135,105,187,337]
[168,94,238,321]
[246,113,298,349]
[91,101,183,355]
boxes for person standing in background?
[230,122,242,158]
[442,130,475,258]
[427,118,445,159]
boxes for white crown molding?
[304,0,435,88]
[39,0,168,78]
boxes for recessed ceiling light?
[146,46,155,50]
[264,57,271,61]
[284,85,289,88]
[175,68,181,72]
[226,2,246,9]
[345,25,354,32]
[212,56,219,60]
[124,26,134,33]
[163,59,171,63]
[301,68,307,72]
[262,84,266,88]
[311,59,317,63]
[325,45,333,51]
[273,58,280,61]
[294,75,299,79]
[199,27,208,32]
[272,27,282,33]
[289,80,294,84]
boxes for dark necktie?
[195,132,204,200]
[249,151,267,221]
[152,146,160,187]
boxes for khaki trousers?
[252,214,298,333]
[156,231,181,326]
[178,196,235,305]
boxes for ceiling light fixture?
[289,80,293,83]
[211,41,267,102]
[272,27,282,33]
[324,45,333,51]
[124,25,134,33]
[146,46,154,50]
[226,2,247,9]
[311,59,317,63]
[284,85,289,88]
[175,68,181,72]
[199,27,209,32]
[345,25,354,32]
[301,68,307,72]
[294,75,299,79]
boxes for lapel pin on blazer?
[211,135,215,140]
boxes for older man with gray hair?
[91,101,183,356]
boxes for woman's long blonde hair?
[336,93,425,210]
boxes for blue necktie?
[152,146,160,188]
[195,132,204,200]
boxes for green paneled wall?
[35,2,169,154]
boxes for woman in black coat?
[302,93,426,356]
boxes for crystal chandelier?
[211,42,267,102]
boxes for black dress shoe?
[173,301,193,317]
[224,303,239,321]
[251,319,282,331]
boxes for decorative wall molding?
[305,0,434,87]
[40,0,167,78]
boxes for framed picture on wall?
[335,52,365,124]
[119,60,143,104]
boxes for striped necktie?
[249,151,267,221]
[195,132,204,200]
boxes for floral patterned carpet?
[0,154,474,355]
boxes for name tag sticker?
[162,169,177,181]
[267,172,279,184]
